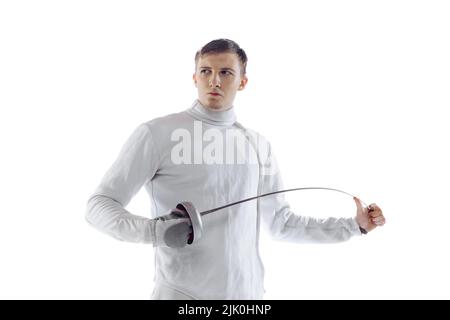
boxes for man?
[85,39,386,300]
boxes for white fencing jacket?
[86,99,362,299]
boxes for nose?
[209,73,221,88]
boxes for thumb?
[353,197,364,215]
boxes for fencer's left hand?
[354,197,386,233]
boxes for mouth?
[208,92,222,97]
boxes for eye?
[200,69,210,74]
[221,70,233,76]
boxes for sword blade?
[200,187,367,216]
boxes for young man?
[85,39,386,300]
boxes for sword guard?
[176,201,203,245]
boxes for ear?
[238,75,248,91]
[193,73,197,87]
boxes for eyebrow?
[199,66,236,72]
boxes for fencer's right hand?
[153,208,193,248]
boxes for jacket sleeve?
[258,141,362,244]
[85,123,159,243]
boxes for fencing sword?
[176,187,369,244]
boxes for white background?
[1,0,449,299]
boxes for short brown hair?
[195,39,248,75]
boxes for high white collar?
[186,99,237,127]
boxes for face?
[193,52,248,112]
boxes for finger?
[371,217,386,226]
[369,209,383,218]
[371,216,384,223]
[369,211,382,218]
[368,203,381,213]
